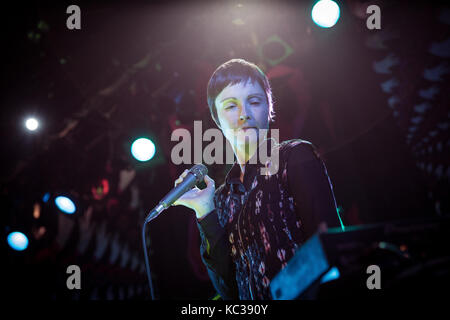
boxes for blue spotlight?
[131,138,156,162]
[320,266,340,283]
[312,0,340,28]
[7,231,29,251]
[42,192,50,203]
[55,196,76,214]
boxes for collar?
[224,138,278,188]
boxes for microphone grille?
[189,164,208,183]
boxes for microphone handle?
[145,172,197,223]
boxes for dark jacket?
[197,139,341,300]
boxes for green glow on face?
[221,98,241,109]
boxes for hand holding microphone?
[173,168,216,220]
[144,164,216,222]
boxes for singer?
[173,59,341,300]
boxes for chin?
[236,133,259,146]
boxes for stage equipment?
[270,217,450,299]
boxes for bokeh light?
[7,231,29,251]
[131,138,156,162]
[312,0,340,28]
[55,196,76,214]
[25,117,39,131]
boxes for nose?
[239,115,250,122]
[239,104,251,122]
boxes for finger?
[173,199,183,206]
[175,170,189,186]
[204,175,215,189]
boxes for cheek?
[218,113,240,144]
[218,110,238,130]
[255,106,270,128]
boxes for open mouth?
[241,127,257,131]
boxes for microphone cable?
[142,218,156,300]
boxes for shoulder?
[214,183,227,199]
[277,139,321,163]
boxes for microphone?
[144,164,208,223]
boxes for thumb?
[204,175,215,189]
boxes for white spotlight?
[131,138,156,162]
[312,0,341,28]
[25,118,39,131]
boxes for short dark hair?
[207,59,275,128]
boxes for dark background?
[1,0,449,300]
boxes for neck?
[233,136,269,173]
[228,126,270,173]
[234,143,257,172]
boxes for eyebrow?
[220,93,265,104]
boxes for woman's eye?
[250,100,260,105]
[225,105,236,110]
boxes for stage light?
[33,203,41,219]
[42,192,50,203]
[320,266,340,283]
[25,117,39,131]
[7,231,29,251]
[91,179,110,200]
[55,196,76,214]
[131,138,156,162]
[311,0,340,28]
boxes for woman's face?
[215,79,270,150]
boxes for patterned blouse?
[197,139,340,300]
